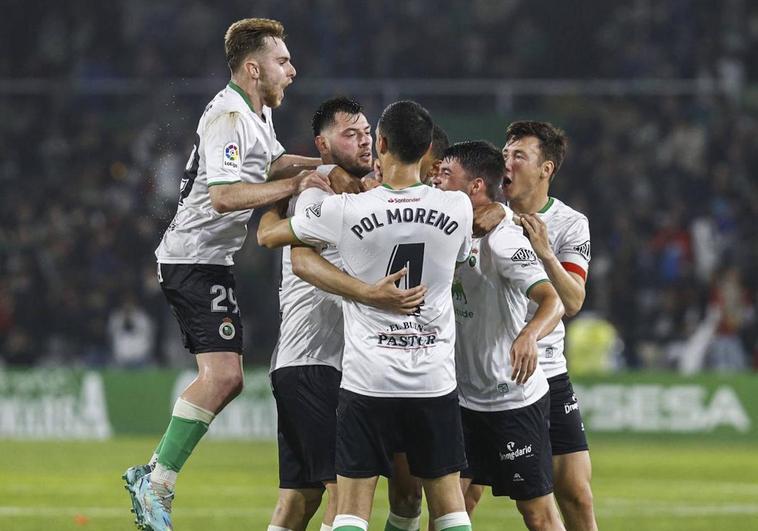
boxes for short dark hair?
[311,97,363,137]
[377,100,433,164]
[443,141,505,200]
[224,18,285,73]
[429,124,450,161]
[504,121,568,181]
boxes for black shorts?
[158,263,243,354]
[271,365,342,489]
[461,392,553,500]
[335,389,466,480]
[548,373,589,455]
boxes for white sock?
[151,463,178,489]
[434,511,470,531]
[267,526,293,531]
[173,397,215,424]
[388,511,421,530]
[320,525,333,531]
[333,514,369,530]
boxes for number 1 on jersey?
[386,243,425,289]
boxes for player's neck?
[380,160,422,189]
[229,76,265,118]
[510,192,549,214]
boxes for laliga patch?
[305,202,323,218]
[223,142,240,171]
[219,318,236,340]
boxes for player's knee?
[518,503,558,531]
[388,485,423,517]
[207,369,244,398]
[558,483,594,515]
[274,489,323,525]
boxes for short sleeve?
[290,190,344,247]
[555,217,591,280]
[204,112,249,186]
[489,224,550,297]
[456,193,474,262]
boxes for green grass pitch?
[1,437,757,530]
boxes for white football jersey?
[290,183,473,398]
[270,188,344,373]
[156,82,285,265]
[527,197,591,378]
[454,217,550,411]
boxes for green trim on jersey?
[381,181,426,190]
[207,180,241,187]
[525,278,551,298]
[227,81,256,113]
[538,196,555,213]
[288,218,306,245]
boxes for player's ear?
[541,160,554,181]
[376,134,389,155]
[244,58,261,80]
[314,135,329,156]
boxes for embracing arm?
[509,281,564,384]
[291,247,426,314]
[520,213,586,317]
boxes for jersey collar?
[538,196,555,214]
[227,81,257,115]
[381,182,426,190]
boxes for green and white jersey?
[453,216,550,412]
[156,82,285,265]
[270,187,344,373]
[528,197,591,378]
[290,184,473,398]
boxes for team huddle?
[123,17,596,531]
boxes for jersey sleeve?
[490,224,550,297]
[204,112,250,186]
[555,217,591,281]
[290,190,344,247]
[456,193,474,262]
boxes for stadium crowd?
[1,0,756,369]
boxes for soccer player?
[263,97,374,531]
[420,124,450,185]
[437,140,565,530]
[260,100,475,531]
[469,122,597,531]
[122,18,333,531]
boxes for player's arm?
[520,213,586,316]
[510,281,564,384]
[267,154,322,181]
[291,247,426,314]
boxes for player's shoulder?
[203,85,253,125]
[546,197,588,225]
[489,216,529,248]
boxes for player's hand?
[520,213,551,260]
[509,331,538,385]
[297,170,333,195]
[473,203,508,237]
[373,159,383,182]
[328,166,363,194]
[363,267,427,314]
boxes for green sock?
[154,433,166,455]
[156,416,209,472]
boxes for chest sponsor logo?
[500,442,533,461]
[378,322,437,349]
[573,240,591,260]
[305,202,323,218]
[511,248,537,265]
[223,142,240,170]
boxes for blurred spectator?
[706,266,754,371]
[107,296,155,368]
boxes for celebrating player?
[122,18,331,531]
[437,140,566,530]
[469,122,597,531]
